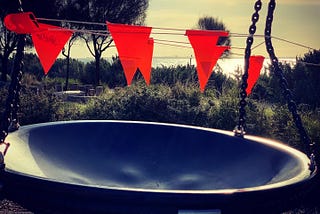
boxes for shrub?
[19,87,59,125]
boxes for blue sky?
[69,0,320,59]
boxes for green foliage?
[151,65,197,86]
[22,53,44,80]
[254,50,320,108]
[0,50,319,155]
[49,58,86,80]
[0,82,8,113]
[269,104,303,150]
[99,56,127,88]
[82,83,214,126]
[19,87,59,125]
[293,50,320,108]
[246,101,273,136]
[52,102,84,122]
[82,59,110,84]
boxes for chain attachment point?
[0,141,10,169]
[308,152,317,175]
[0,142,10,157]
[233,125,246,138]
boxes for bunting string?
[37,16,318,52]
[154,41,191,49]
[36,17,107,26]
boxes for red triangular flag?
[4,12,40,34]
[32,23,73,74]
[186,30,230,92]
[246,55,265,95]
[138,38,154,85]
[200,61,214,78]
[120,58,138,85]
[107,22,152,85]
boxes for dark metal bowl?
[1,120,315,213]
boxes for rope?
[154,41,190,49]
[36,20,317,57]
[273,36,315,50]
[36,17,107,26]
[35,17,317,51]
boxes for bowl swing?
[0,0,318,213]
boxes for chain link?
[234,0,262,137]
[0,1,25,145]
[264,0,317,172]
[234,0,317,172]
[0,36,25,144]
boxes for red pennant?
[32,23,73,74]
[246,55,265,95]
[120,58,138,85]
[107,22,152,85]
[4,12,40,34]
[138,38,154,85]
[186,30,230,92]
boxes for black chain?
[234,0,262,137]
[264,0,316,172]
[0,0,25,145]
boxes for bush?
[82,82,219,127]
[19,87,59,125]
[1,59,318,157]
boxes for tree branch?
[80,34,95,57]
[101,39,113,52]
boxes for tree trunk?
[95,54,101,86]
[64,47,71,91]
[1,53,10,82]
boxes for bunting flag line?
[32,23,73,74]
[4,12,40,34]
[4,13,236,90]
[186,30,230,92]
[246,55,265,95]
[107,22,153,85]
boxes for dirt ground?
[0,198,32,213]
[0,198,319,214]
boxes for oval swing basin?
[2,120,313,212]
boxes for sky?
[71,0,320,59]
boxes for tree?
[292,50,320,108]
[196,16,231,57]
[62,33,80,90]
[59,0,149,86]
[251,49,320,108]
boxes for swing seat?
[1,120,315,213]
